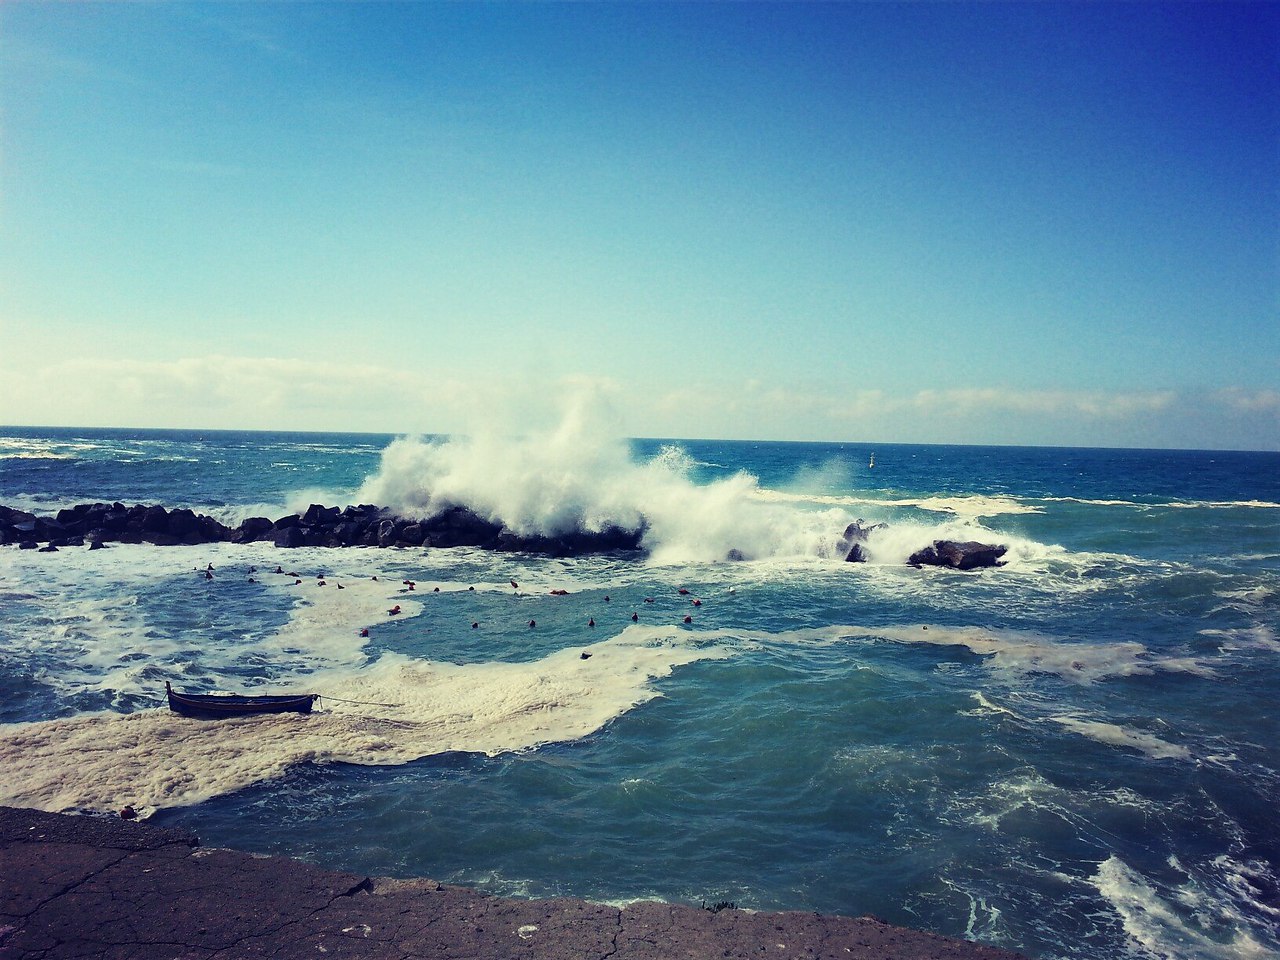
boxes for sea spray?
[355,418,861,563]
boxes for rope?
[317,695,402,708]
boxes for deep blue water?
[1,425,1277,960]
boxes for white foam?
[0,623,730,817]
[813,623,1215,684]
[1199,625,1280,653]
[1051,716,1191,761]
[1091,856,1280,960]
[756,489,1043,519]
[1037,496,1280,511]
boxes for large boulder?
[141,505,170,533]
[907,540,1007,570]
[166,508,201,541]
[302,503,340,526]
[274,526,307,549]
[422,507,502,548]
[234,517,274,542]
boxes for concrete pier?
[0,806,1028,959]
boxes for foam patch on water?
[812,624,1216,684]
[1200,625,1280,654]
[1037,496,1280,511]
[755,490,1044,519]
[1050,716,1192,761]
[1091,856,1280,960]
[0,623,730,817]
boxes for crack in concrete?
[600,906,622,960]
[11,843,138,920]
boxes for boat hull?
[166,682,317,719]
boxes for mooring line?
[318,695,402,708]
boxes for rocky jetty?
[0,502,643,557]
[2,503,1006,568]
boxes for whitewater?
[1,416,1277,960]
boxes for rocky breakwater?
[840,520,1008,570]
[0,502,644,557]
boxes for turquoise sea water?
[1,425,1277,960]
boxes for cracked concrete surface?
[0,807,1029,959]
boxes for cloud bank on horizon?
[0,3,1276,450]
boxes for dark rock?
[33,518,70,542]
[376,518,401,548]
[274,526,307,548]
[167,508,201,540]
[332,521,366,545]
[235,517,274,542]
[18,540,38,550]
[141,505,169,533]
[101,508,130,533]
[197,514,229,542]
[907,540,1007,570]
[273,514,300,530]
[422,507,503,548]
[841,520,887,562]
[302,503,340,526]
[398,523,425,546]
[0,505,37,525]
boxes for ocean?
[1,423,1277,960]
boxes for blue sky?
[2,2,1276,449]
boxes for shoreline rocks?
[1,502,1006,568]
[0,501,644,557]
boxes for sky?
[1,2,1277,450]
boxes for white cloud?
[1,354,1274,450]
[1215,388,1280,413]
[905,388,1176,419]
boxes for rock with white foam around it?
[907,539,1007,570]
[840,520,887,562]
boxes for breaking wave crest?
[353,399,1043,566]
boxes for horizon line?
[1,423,1276,457]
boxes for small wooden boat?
[165,681,318,719]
